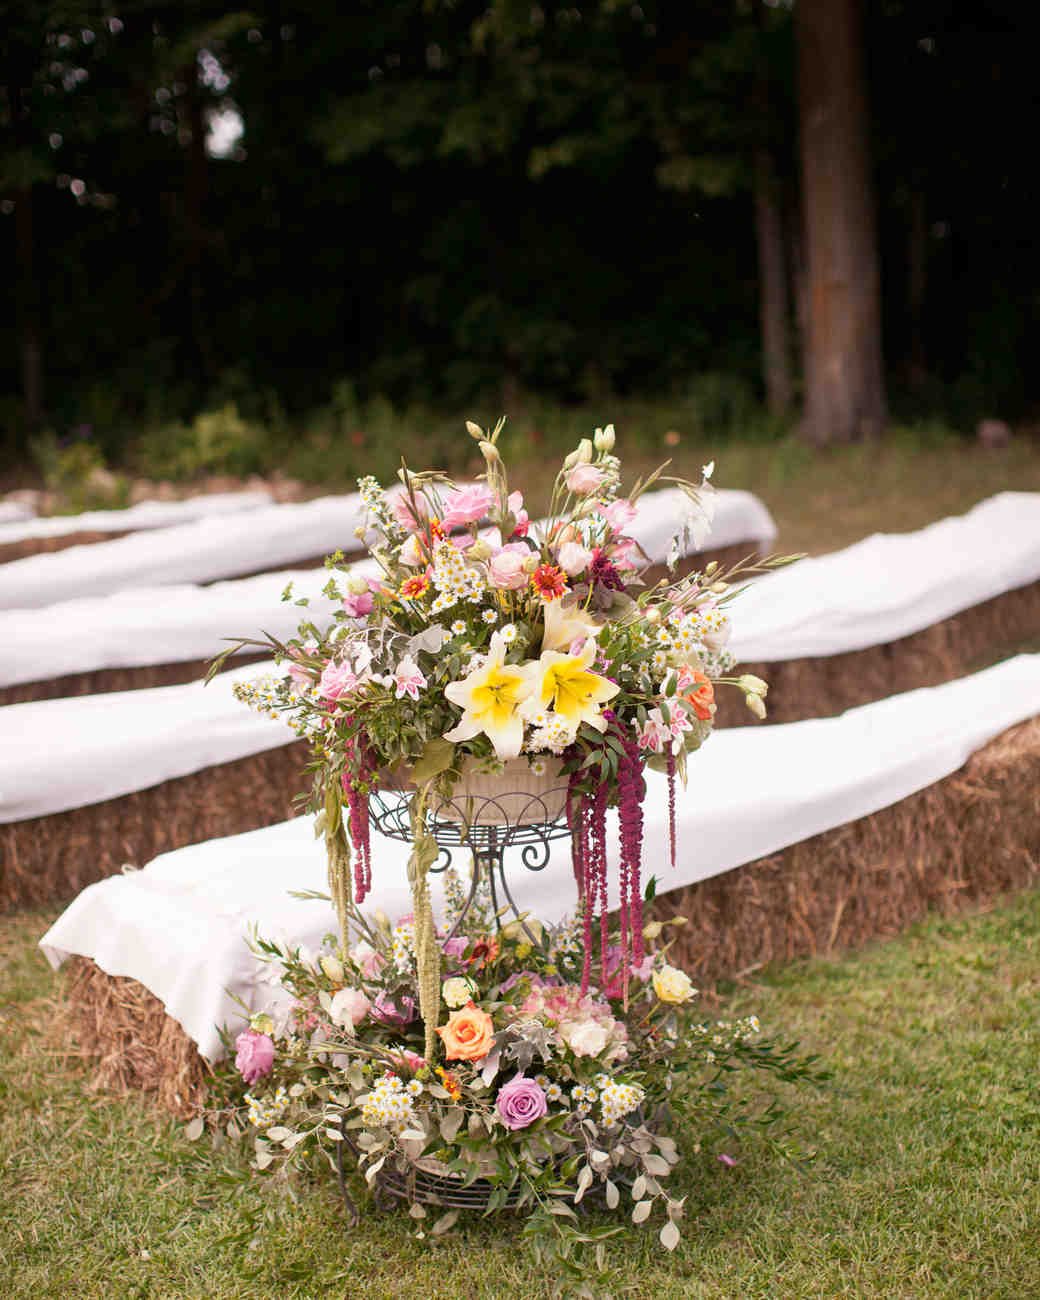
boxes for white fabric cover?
[0,659,294,823]
[39,654,1040,1061]
[728,492,1040,662]
[0,502,36,524]
[0,490,272,547]
[0,492,369,610]
[0,488,774,687]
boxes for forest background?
[2,0,1037,489]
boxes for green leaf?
[408,737,455,786]
[431,1209,459,1235]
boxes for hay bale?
[652,715,1040,985]
[0,741,312,911]
[0,530,132,565]
[62,716,1040,1114]
[0,652,269,708]
[713,578,1040,728]
[62,956,211,1117]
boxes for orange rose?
[682,671,716,722]
[436,1001,495,1061]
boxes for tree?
[795,0,887,443]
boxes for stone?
[976,418,1012,448]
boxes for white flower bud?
[468,538,493,561]
[576,437,594,464]
[746,693,767,720]
[465,420,484,439]
[479,440,500,463]
[710,581,728,594]
[593,423,616,452]
[642,920,664,941]
[738,674,769,697]
[319,954,345,984]
[562,449,581,469]
[645,607,661,624]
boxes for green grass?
[3,890,1038,1299]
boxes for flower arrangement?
[205,880,824,1266]
[214,419,793,1066]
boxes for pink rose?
[488,542,529,590]
[496,1074,548,1130]
[609,537,638,571]
[234,1029,275,1084]
[440,484,496,530]
[389,1049,427,1075]
[342,590,374,618]
[329,986,371,1028]
[556,540,593,576]
[318,659,361,702]
[565,464,606,495]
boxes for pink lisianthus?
[487,542,530,590]
[556,540,594,576]
[234,1029,275,1084]
[329,986,371,1028]
[565,464,607,495]
[496,1074,548,1130]
[603,497,638,530]
[350,939,385,978]
[440,484,496,530]
[389,1049,427,1075]
[286,639,318,690]
[318,659,362,702]
[609,536,639,571]
[342,589,374,618]
[391,492,430,531]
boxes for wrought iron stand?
[334,782,576,1220]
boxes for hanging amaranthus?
[407,782,442,1063]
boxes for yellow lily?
[520,639,619,733]
[540,596,603,653]
[443,632,532,759]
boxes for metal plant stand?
[367,782,575,944]
[334,781,576,1220]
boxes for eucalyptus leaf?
[631,1199,653,1224]
[660,1220,681,1251]
[431,1209,459,1235]
[184,1116,205,1142]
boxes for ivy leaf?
[431,1209,459,1235]
[604,1179,619,1209]
[184,1116,205,1142]
[631,1199,653,1224]
[660,1221,681,1251]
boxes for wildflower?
[481,608,498,624]
[399,572,431,601]
[530,564,569,602]
[499,623,518,644]
[450,619,467,636]
[393,657,428,701]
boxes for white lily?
[519,639,619,734]
[541,596,603,653]
[443,631,533,759]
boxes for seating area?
[1,485,1037,1118]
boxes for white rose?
[562,1020,610,1057]
[442,976,478,1009]
[329,986,371,1027]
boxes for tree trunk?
[753,146,793,417]
[907,186,927,389]
[15,185,44,431]
[795,0,887,443]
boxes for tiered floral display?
[208,421,821,1261]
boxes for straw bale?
[0,652,269,708]
[62,956,210,1117]
[63,716,1040,1113]
[0,530,131,565]
[652,715,1040,986]
[713,578,1040,728]
[0,741,312,911]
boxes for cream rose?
[442,976,478,1009]
[652,965,696,1005]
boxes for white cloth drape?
[39,653,1040,1062]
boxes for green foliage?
[132,403,269,481]
[28,429,129,512]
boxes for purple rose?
[234,1029,275,1084]
[496,1074,548,1130]
[369,992,417,1026]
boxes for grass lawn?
[2,888,1037,1300]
